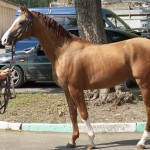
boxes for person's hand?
[0,68,11,80]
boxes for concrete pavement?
[1,130,150,150]
[14,86,63,94]
[0,48,5,54]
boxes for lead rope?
[0,43,16,114]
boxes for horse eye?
[19,21,25,26]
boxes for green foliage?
[7,0,54,7]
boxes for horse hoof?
[86,145,95,150]
[135,144,145,150]
[66,142,76,148]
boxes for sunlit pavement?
[0,48,5,54]
[1,130,150,150]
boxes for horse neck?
[31,13,73,63]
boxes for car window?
[106,30,128,43]
[53,16,77,28]
[68,30,79,36]
[105,14,129,30]
[36,49,45,56]
[34,45,46,56]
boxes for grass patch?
[8,94,39,108]
[0,93,68,123]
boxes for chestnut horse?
[1,6,150,149]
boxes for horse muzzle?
[1,33,16,46]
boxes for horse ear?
[20,6,24,12]
[20,5,29,12]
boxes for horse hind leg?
[68,86,95,149]
[64,90,79,148]
[136,85,150,149]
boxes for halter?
[13,13,32,42]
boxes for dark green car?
[0,46,52,88]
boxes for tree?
[75,0,107,44]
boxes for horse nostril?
[2,39,7,45]
[1,38,7,45]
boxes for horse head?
[1,6,32,46]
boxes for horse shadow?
[51,139,150,150]
[52,145,86,150]
[95,139,150,149]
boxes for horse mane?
[31,11,72,39]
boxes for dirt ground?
[0,90,146,123]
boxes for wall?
[0,1,18,39]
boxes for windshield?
[105,14,131,30]
[52,16,77,29]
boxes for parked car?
[1,28,139,88]
[0,45,52,87]
[5,6,139,52]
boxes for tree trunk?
[75,0,107,44]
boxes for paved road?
[14,82,63,94]
[0,48,5,54]
[14,81,139,94]
[1,130,150,150]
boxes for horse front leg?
[65,90,79,148]
[136,87,150,149]
[68,86,95,149]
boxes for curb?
[0,121,21,131]
[0,121,146,133]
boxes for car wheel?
[1,66,24,88]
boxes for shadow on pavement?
[96,139,150,149]
[21,81,58,88]
[53,145,86,150]
[53,139,150,150]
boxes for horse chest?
[52,65,68,89]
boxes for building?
[50,0,74,7]
[0,0,18,41]
[103,0,150,38]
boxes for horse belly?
[86,65,131,89]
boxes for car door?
[26,46,53,81]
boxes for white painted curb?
[0,121,21,130]
[79,123,136,132]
